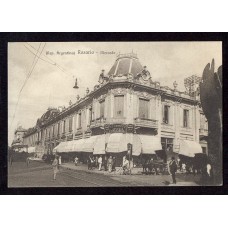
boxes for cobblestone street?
[8,160,200,187]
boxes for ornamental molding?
[133,91,154,100]
[111,88,127,95]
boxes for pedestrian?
[182,163,186,173]
[74,156,79,166]
[104,155,108,171]
[112,156,116,171]
[169,157,177,184]
[122,156,130,175]
[98,155,102,171]
[10,154,14,166]
[58,155,62,165]
[107,156,113,173]
[26,156,30,167]
[206,162,212,184]
[52,155,59,181]
[95,156,98,168]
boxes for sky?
[8,41,222,145]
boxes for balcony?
[134,118,158,129]
[199,128,208,137]
[90,117,106,128]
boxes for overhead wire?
[10,42,46,129]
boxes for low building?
[11,126,28,152]
[22,53,208,162]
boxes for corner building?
[22,53,208,164]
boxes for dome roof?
[108,53,143,77]
[37,108,59,126]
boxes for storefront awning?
[179,140,202,157]
[132,134,142,156]
[73,139,86,152]
[28,147,35,153]
[94,135,106,155]
[106,133,127,153]
[53,142,67,153]
[138,135,162,154]
[82,136,98,153]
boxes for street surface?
[8,160,200,187]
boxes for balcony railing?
[90,117,106,128]
[90,117,126,128]
[134,118,158,128]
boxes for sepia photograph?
[7,41,222,188]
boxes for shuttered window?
[139,98,149,119]
[114,95,124,117]
[100,100,105,118]
[78,113,82,128]
[63,120,66,133]
[163,105,170,124]
[69,117,73,132]
[183,109,189,127]
[57,122,60,135]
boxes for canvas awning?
[106,133,143,154]
[82,136,99,153]
[28,147,35,153]
[93,134,106,155]
[72,139,86,152]
[65,141,75,152]
[106,133,127,153]
[53,142,67,153]
[138,135,162,154]
[132,134,142,156]
[179,140,202,157]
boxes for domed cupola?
[108,53,144,78]
[96,53,154,89]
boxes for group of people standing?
[86,155,117,172]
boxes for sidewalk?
[60,162,143,175]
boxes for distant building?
[11,126,27,152]
[21,53,208,161]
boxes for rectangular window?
[100,100,105,118]
[139,98,149,119]
[114,95,124,117]
[63,120,66,133]
[163,105,170,124]
[52,125,55,136]
[57,122,60,135]
[78,113,82,128]
[183,109,189,127]
[69,117,73,132]
[89,108,92,122]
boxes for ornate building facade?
[21,53,208,161]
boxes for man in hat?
[169,157,177,184]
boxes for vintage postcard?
[8,41,222,187]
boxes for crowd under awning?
[53,133,163,156]
[179,140,202,157]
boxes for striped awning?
[179,140,202,157]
